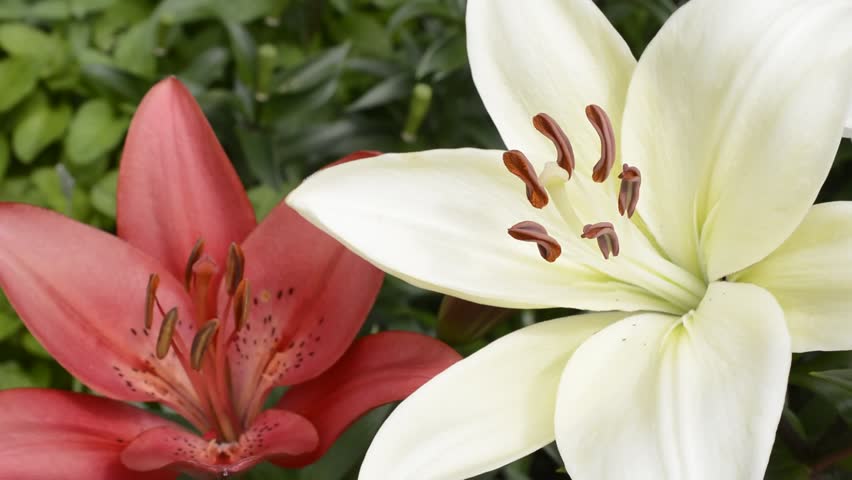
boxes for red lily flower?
[0,77,460,479]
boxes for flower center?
[143,241,256,443]
[505,105,642,262]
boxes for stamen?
[508,221,562,262]
[191,319,219,370]
[586,105,615,183]
[225,243,245,296]
[617,164,642,218]
[184,239,205,291]
[156,308,179,359]
[503,150,549,209]
[191,255,218,324]
[581,222,620,259]
[233,279,250,331]
[145,273,160,330]
[532,113,574,177]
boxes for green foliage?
[0,0,850,478]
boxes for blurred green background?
[0,0,850,478]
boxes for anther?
[617,164,641,218]
[184,239,205,290]
[503,150,548,208]
[156,308,179,359]
[508,221,562,262]
[225,243,245,296]
[581,222,620,259]
[145,274,160,330]
[233,279,250,331]
[191,318,220,370]
[586,105,615,183]
[533,113,574,178]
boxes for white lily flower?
[287,0,852,478]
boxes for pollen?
[617,164,642,218]
[581,222,620,259]
[586,105,616,183]
[533,113,574,177]
[507,220,562,262]
[503,150,549,208]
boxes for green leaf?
[346,73,411,112]
[334,12,392,58]
[65,99,130,166]
[70,0,117,17]
[12,102,72,163]
[791,369,852,426]
[90,169,118,219]
[21,332,53,360]
[179,47,230,88]
[81,63,149,101]
[247,184,285,221]
[0,309,21,343]
[0,134,9,181]
[416,31,467,80]
[0,361,42,389]
[212,0,288,23]
[113,21,157,78]
[275,43,350,94]
[30,166,69,213]
[0,23,68,77]
[0,57,37,112]
[29,0,71,21]
[222,20,256,86]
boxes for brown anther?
[156,307,179,359]
[183,239,205,290]
[617,164,642,218]
[233,279,250,331]
[508,220,562,262]
[225,243,245,295]
[145,273,160,330]
[533,113,575,178]
[581,222,620,259]
[586,105,616,183]
[191,318,220,371]
[503,150,549,209]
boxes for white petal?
[621,0,852,280]
[556,282,790,480]
[467,0,635,172]
[287,149,679,313]
[734,202,852,352]
[846,104,852,138]
[358,312,626,480]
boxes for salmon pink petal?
[121,409,318,476]
[273,331,461,467]
[117,77,256,279]
[0,388,176,480]
[0,204,206,427]
[223,153,384,422]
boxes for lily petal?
[621,0,852,280]
[274,331,461,467]
[226,201,384,422]
[556,282,790,480]
[845,105,852,138]
[121,409,318,475]
[358,312,626,480]
[117,77,256,279]
[0,388,176,480]
[287,149,678,313]
[0,204,205,427]
[467,0,635,173]
[734,202,852,352]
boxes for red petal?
[0,204,205,425]
[121,409,317,476]
[325,150,382,168]
[0,388,176,480]
[273,331,461,467]
[222,161,384,420]
[117,77,256,280]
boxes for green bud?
[402,83,433,143]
